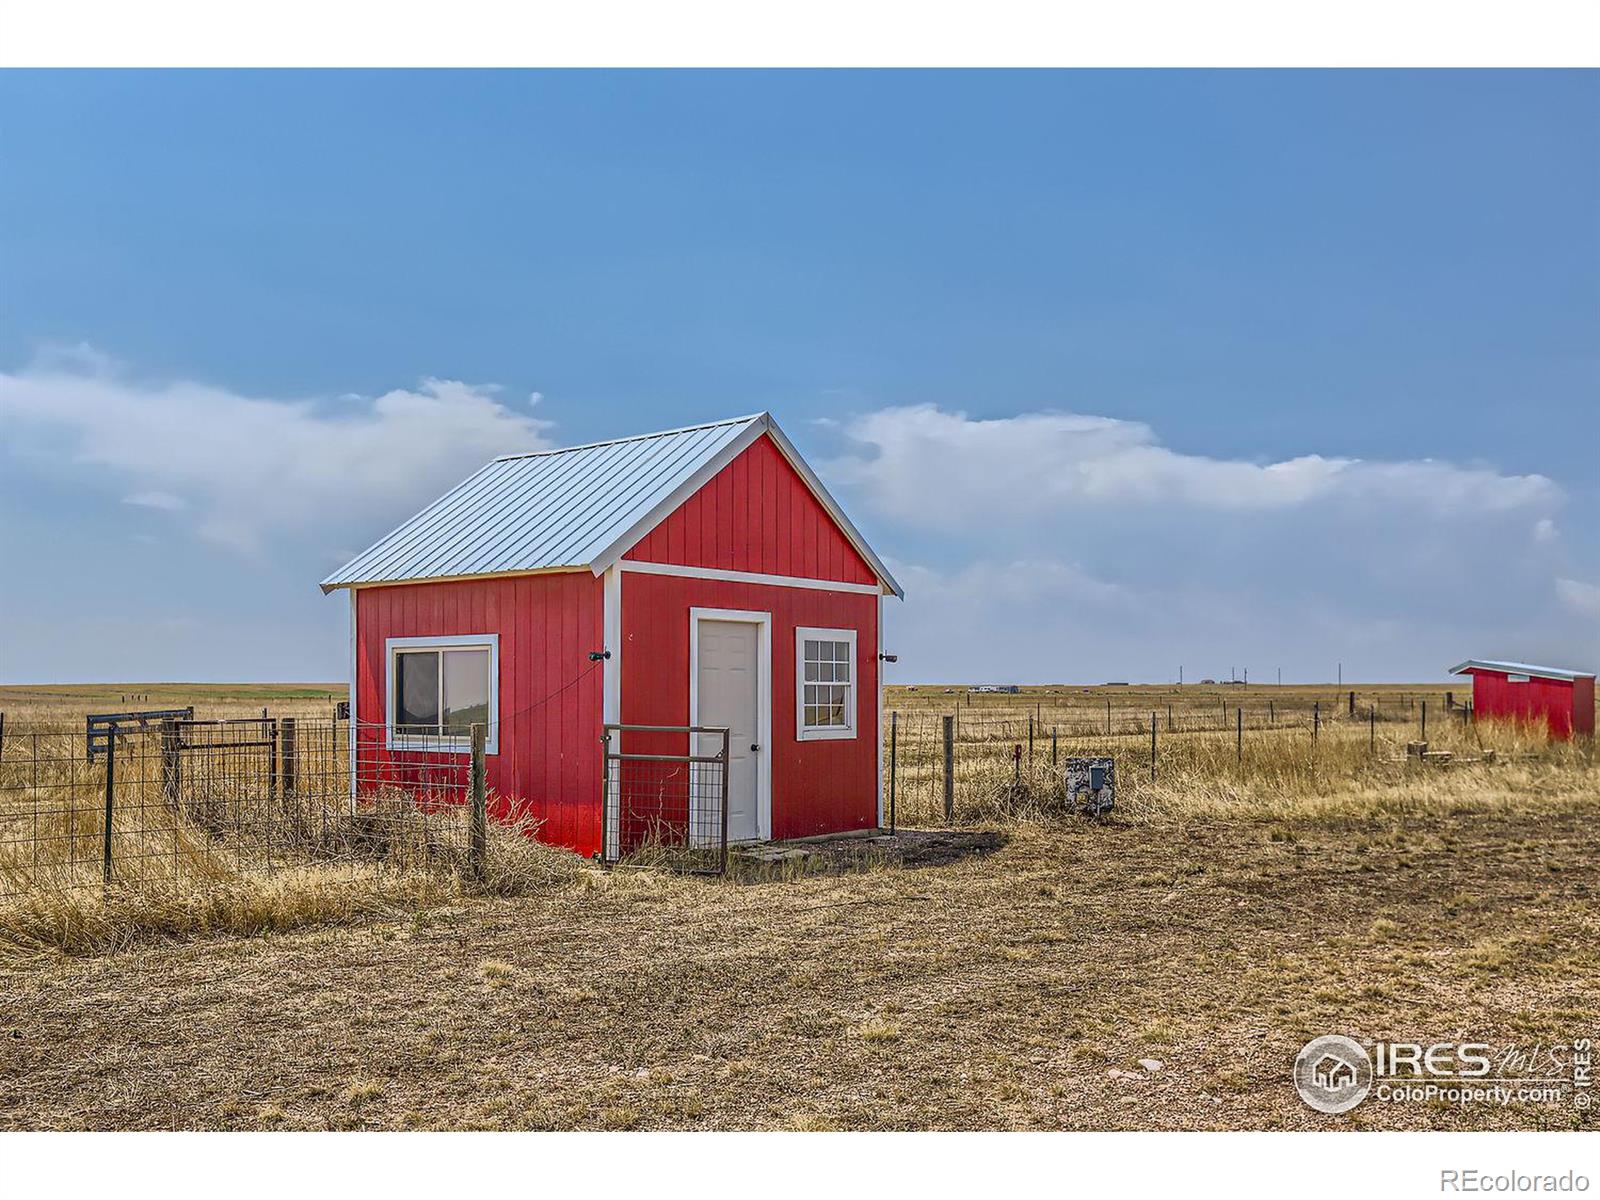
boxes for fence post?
[0,711,5,763]
[888,711,898,836]
[1349,690,1355,716]
[1027,715,1034,769]
[1051,726,1057,766]
[1421,700,1427,742]
[1313,702,1319,742]
[1269,700,1274,726]
[599,729,612,865]
[1236,707,1243,763]
[280,718,298,804]
[102,731,115,886]
[942,714,954,824]
[469,723,487,879]
[719,728,730,875]
[1150,711,1157,781]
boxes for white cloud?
[832,404,1592,681]
[826,405,1560,527]
[1556,578,1600,620]
[123,490,187,511]
[0,350,554,553]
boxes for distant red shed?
[320,413,902,859]
[1448,660,1596,740]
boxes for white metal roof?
[320,412,903,596]
[1449,660,1595,682]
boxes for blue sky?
[1,70,1595,684]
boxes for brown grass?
[0,682,1593,1130]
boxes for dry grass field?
[0,680,1595,1131]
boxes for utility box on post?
[1066,756,1115,817]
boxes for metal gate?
[600,723,729,873]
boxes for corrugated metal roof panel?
[1449,660,1595,682]
[321,415,764,590]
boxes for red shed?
[1448,660,1596,740]
[321,413,902,859]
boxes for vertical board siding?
[625,434,879,586]
[1468,671,1591,740]
[621,571,880,840]
[355,572,605,857]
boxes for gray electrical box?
[1065,756,1115,817]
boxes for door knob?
[751,743,761,752]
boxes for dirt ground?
[3,806,1595,1131]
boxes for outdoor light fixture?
[879,652,898,663]
[588,649,612,662]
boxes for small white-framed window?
[385,634,499,754]
[1507,673,1531,684]
[796,626,857,741]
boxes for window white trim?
[384,634,500,755]
[689,608,772,843]
[796,626,859,742]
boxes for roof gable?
[624,432,880,586]
[321,412,901,596]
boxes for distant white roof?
[1449,660,1595,682]
[321,412,902,596]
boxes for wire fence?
[880,694,1474,829]
[0,716,494,899]
[0,686,1505,898]
[601,724,729,874]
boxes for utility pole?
[1243,667,1248,685]
[1338,662,1343,687]
[1277,667,1282,687]
[1179,665,1183,685]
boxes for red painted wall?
[1468,670,1594,740]
[626,433,878,586]
[620,570,880,840]
[354,572,605,856]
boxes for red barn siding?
[1468,671,1594,740]
[625,433,878,586]
[354,572,605,856]
[620,570,879,839]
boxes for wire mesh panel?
[0,716,500,899]
[602,724,728,874]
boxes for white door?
[696,619,761,842]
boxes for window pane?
[442,648,490,735]
[805,640,823,664]
[804,660,821,682]
[396,651,440,731]
[833,650,850,682]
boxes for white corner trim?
[876,593,884,830]
[795,625,860,743]
[348,588,358,807]
[603,566,622,726]
[384,633,500,755]
[620,558,881,595]
[689,606,772,843]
